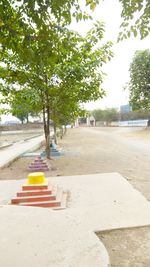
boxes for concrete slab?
[41,150,64,157]
[22,152,41,157]
[0,173,150,266]
[0,135,44,168]
[0,142,13,150]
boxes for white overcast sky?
[70,0,150,110]
[1,0,150,122]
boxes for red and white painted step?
[11,181,68,209]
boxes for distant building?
[120,104,132,113]
[87,116,95,126]
[77,116,95,127]
[78,117,87,125]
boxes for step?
[31,160,47,164]
[29,165,49,169]
[22,184,49,191]
[30,162,48,166]
[50,149,58,152]
[29,167,49,170]
[53,191,68,210]
[18,187,63,208]
[29,163,48,168]
[29,167,49,171]
[41,151,63,156]
[22,180,49,191]
[30,160,47,163]
[33,160,47,164]
[28,169,49,172]
[19,199,61,208]
[11,194,56,204]
[17,189,52,197]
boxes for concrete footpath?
[0,173,150,267]
[0,135,45,169]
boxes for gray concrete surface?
[0,135,45,169]
[0,173,150,267]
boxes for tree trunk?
[45,131,50,159]
[64,125,67,134]
[43,107,47,139]
[46,109,50,159]
[26,114,29,123]
[43,105,50,159]
[53,123,57,144]
[60,126,63,139]
[42,75,51,159]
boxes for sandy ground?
[1,126,150,199]
[97,226,150,267]
[0,126,150,266]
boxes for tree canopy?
[129,49,150,110]
[0,0,149,48]
[0,0,113,157]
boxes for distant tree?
[92,108,119,123]
[92,109,104,122]
[12,106,28,124]
[0,87,41,124]
[92,108,150,123]
[121,110,150,121]
[11,96,40,124]
[129,50,150,110]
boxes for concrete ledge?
[0,173,150,266]
[0,135,45,169]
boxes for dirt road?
[56,126,150,201]
[1,126,150,201]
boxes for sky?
[1,1,150,122]
[70,0,150,110]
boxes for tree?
[129,50,150,110]
[0,18,112,158]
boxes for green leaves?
[118,0,150,40]
[86,0,99,11]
